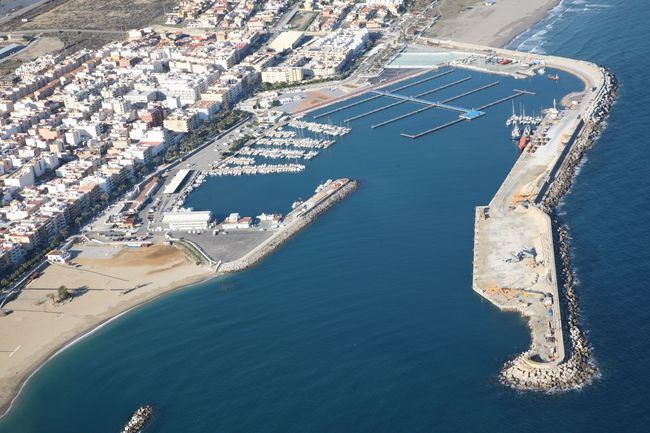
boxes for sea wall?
[499,69,618,391]
[218,180,358,273]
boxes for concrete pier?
[372,104,437,128]
[400,118,465,138]
[389,68,455,92]
[345,76,472,123]
[217,179,358,273]
[317,69,456,120]
[373,81,498,130]
[313,95,383,119]
[477,90,529,110]
[440,81,499,103]
[436,37,620,391]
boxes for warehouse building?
[162,210,212,231]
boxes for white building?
[46,249,71,264]
[261,67,304,84]
[269,31,304,52]
[221,212,253,229]
[162,210,212,231]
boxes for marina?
[371,81,499,129]
[0,0,641,428]
[255,137,334,149]
[287,120,350,136]
[338,71,537,139]
[342,75,473,122]
[239,147,319,160]
[210,163,306,177]
[312,68,456,119]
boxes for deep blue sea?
[2,1,649,431]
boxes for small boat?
[511,122,521,140]
[537,67,546,75]
[518,136,530,151]
[548,74,560,81]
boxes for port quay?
[402,39,617,391]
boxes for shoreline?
[0,2,589,419]
[428,0,562,48]
[0,246,215,419]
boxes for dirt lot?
[287,10,318,31]
[14,0,175,31]
[0,0,176,73]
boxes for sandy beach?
[0,244,213,416]
[427,0,560,47]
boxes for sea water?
[1,1,649,431]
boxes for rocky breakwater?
[218,179,358,274]
[500,225,598,391]
[499,69,618,392]
[120,405,153,433]
[541,68,618,211]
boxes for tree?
[57,286,71,302]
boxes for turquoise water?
[3,1,650,431]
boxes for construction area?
[465,39,607,379]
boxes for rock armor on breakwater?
[219,180,358,273]
[541,69,618,212]
[499,69,617,392]
[120,405,153,433]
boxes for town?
[0,0,406,288]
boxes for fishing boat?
[518,135,530,151]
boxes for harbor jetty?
[218,178,358,273]
[453,37,619,392]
